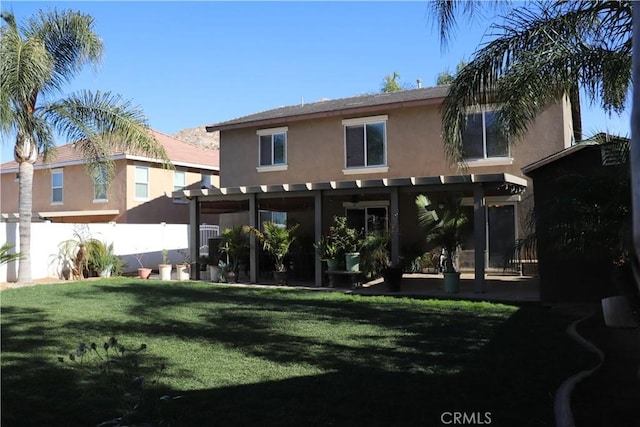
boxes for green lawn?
[1,279,593,426]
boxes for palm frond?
[23,8,103,93]
[438,1,632,163]
[42,90,171,180]
[1,12,53,130]
[428,1,506,50]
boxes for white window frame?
[93,165,109,203]
[461,108,513,167]
[173,170,187,204]
[257,126,288,172]
[342,115,389,175]
[51,168,63,205]
[134,165,149,201]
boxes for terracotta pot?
[138,268,152,279]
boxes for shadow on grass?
[1,280,593,426]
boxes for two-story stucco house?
[180,86,574,288]
[1,130,220,224]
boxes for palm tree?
[429,0,639,296]
[415,193,467,273]
[1,9,170,284]
[428,1,632,163]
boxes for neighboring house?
[0,130,220,225]
[180,86,574,287]
[522,136,630,302]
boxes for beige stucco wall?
[123,161,218,224]
[1,162,127,218]
[219,101,570,188]
[1,160,219,224]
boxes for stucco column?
[390,186,400,266]
[249,193,258,283]
[189,196,200,280]
[473,185,486,293]
[314,191,323,287]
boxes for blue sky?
[0,1,631,163]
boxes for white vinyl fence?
[1,222,190,282]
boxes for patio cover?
[176,172,528,291]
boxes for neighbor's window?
[343,116,387,169]
[173,170,187,203]
[51,169,63,204]
[257,127,287,168]
[93,165,108,201]
[134,166,149,199]
[201,172,212,189]
[462,110,509,159]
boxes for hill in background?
[173,127,219,150]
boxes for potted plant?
[322,215,363,272]
[176,249,190,281]
[88,240,121,278]
[158,249,172,281]
[360,231,403,291]
[219,225,250,283]
[314,235,341,270]
[416,193,468,293]
[134,253,152,279]
[248,221,299,284]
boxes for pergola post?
[189,196,200,280]
[473,185,486,293]
[249,193,258,283]
[390,186,400,266]
[314,191,323,287]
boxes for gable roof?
[0,129,219,173]
[206,85,450,132]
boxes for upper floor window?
[462,110,509,160]
[93,165,108,201]
[257,127,287,170]
[134,165,149,199]
[51,169,63,204]
[173,170,187,204]
[343,115,387,170]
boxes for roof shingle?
[206,86,450,131]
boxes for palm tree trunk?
[15,133,38,285]
[17,160,33,284]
